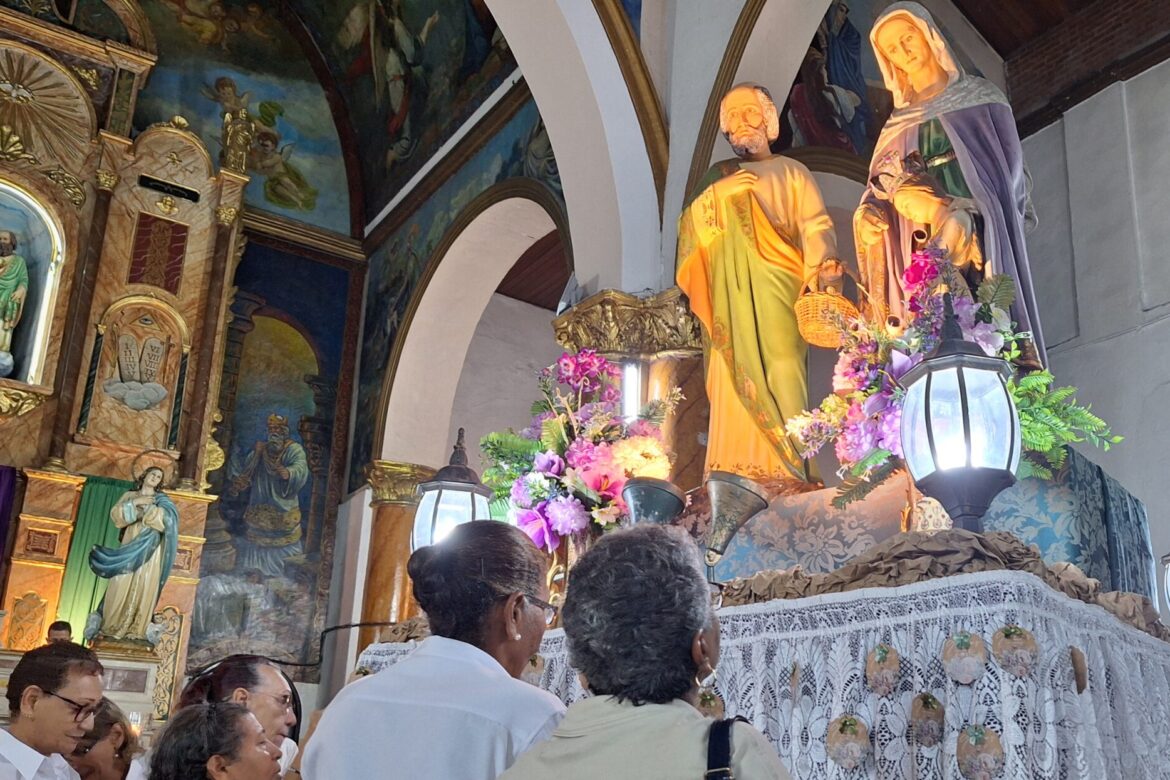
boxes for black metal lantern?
[898,294,1020,532]
[622,477,686,525]
[411,428,492,550]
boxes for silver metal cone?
[622,477,686,525]
[704,470,768,565]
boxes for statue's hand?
[712,169,758,202]
[276,466,290,480]
[857,204,889,247]
[816,259,845,293]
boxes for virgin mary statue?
[854,1,1045,366]
[89,466,179,641]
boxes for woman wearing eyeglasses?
[127,656,299,780]
[501,524,790,780]
[67,698,140,780]
[147,703,281,780]
[302,520,566,780]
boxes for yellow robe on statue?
[677,155,837,482]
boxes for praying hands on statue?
[677,82,842,485]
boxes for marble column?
[359,461,435,652]
[178,208,239,487]
[45,170,117,468]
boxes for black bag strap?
[705,716,748,779]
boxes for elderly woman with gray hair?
[501,524,789,779]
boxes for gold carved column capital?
[215,206,239,226]
[95,169,120,191]
[367,461,436,506]
[552,286,703,360]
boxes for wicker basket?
[795,271,861,348]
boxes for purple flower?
[600,384,622,405]
[515,503,559,552]
[521,410,554,440]
[534,450,565,476]
[545,495,590,535]
[510,478,533,509]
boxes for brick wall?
[1007,0,1170,132]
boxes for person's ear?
[206,754,231,780]
[690,630,713,677]
[501,592,526,641]
[229,687,249,705]
[19,685,43,719]
[108,723,126,755]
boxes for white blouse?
[302,636,565,780]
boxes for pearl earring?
[515,633,522,641]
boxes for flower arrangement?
[480,349,682,552]
[787,247,1119,507]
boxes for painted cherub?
[202,75,251,116]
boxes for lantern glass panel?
[963,367,1015,470]
[473,492,490,520]
[412,490,438,550]
[926,367,967,470]
[901,378,934,479]
[432,488,473,546]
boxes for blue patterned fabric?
[714,447,1155,602]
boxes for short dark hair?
[407,520,546,646]
[47,620,72,635]
[562,525,711,705]
[148,703,249,780]
[179,655,271,706]
[7,642,103,716]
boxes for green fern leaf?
[977,274,1017,311]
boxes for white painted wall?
[317,486,373,707]
[1022,59,1170,611]
[447,294,564,470]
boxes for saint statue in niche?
[0,229,30,377]
[88,465,180,643]
[854,1,1044,366]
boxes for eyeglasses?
[251,690,294,712]
[523,594,559,626]
[45,690,101,722]
[709,581,725,611]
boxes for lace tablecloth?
[357,570,1170,779]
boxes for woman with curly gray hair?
[501,524,788,779]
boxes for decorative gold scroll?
[552,286,702,361]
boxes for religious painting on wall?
[0,0,133,44]
[773,0,981,162]
[0,180,64,387]
[293,0,518,222]
[189,243,356,677]
[133,0,351,233]
[348,94,562,491]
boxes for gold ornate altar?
[0,6,245,704]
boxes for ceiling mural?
[132,0,352,234]
[0,0,134,45]
[289,0,518,224]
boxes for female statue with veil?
[854,1,1045,367]
[89,466,179,641]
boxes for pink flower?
[578,461,627,503]
[626,418,663,440]
[565,439,601,470]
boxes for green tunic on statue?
[0,254,28,322]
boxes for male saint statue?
[0,229,29,361]
[677,83,841,483]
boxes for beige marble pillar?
[360,461,436,653]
